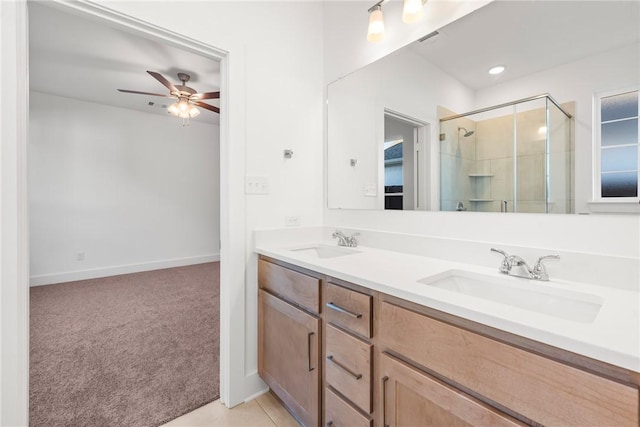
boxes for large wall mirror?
[327,1,639,213]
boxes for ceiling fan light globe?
[188,104,201,118]
[167,102,180,116]
[178,99,190,113]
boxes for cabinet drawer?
[259,259,321,314]
[326,282,372,338]
[325,387,372,427]
[380,302,640,427]
[325,324,372,413]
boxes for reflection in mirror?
[439,95,573,214]
[383,113,429,210]
[327,1,639,213]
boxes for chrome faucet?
[532,255,561,281]
[491,248,559,281]
[332,230,359,248]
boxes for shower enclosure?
[439,94,573,214]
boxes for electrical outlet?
[285,216,301,226]
[77,252,85,261]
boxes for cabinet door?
[380,353,524,427]
[258,289,321,427]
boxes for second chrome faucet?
[332,230,359,248]
[491,248,559,281]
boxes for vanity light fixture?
[367,0,427,42]
[367,3,386,42]
[402,0,427,24]
[488,65,506,75]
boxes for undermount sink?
[289,244,361,259]
[418,269,603,323]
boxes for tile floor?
[161,392,300,427]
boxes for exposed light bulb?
[403,0,424,24]
[367,5,384,43]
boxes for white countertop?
[256,241,640,373]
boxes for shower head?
[458,127,475,137]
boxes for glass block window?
[598,90,639,198]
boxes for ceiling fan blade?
[191,91,220,100]
[117,89,176,98]
[147,71,178,93]
[193,101,220,114]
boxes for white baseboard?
[29,254,220,286]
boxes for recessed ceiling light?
[489,65,505,75]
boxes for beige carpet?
[29,262,220,427]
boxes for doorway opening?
[26,2,227,425]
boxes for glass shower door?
[514,98,547,213]
[547,99,573,213]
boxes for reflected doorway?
[383,112,430,210]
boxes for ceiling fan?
[118,71,220,119]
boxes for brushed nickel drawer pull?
[308,332,315,372]
[326,355,362,380]
[326,302,362,319]
[382,375,389,427]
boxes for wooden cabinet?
[323,281,375,426]
[258,256,640,427]
[379,352,524,427]
[325,387,372,427]
[325,324,372,413]
[379,300,640,427]
[258,258,321,313]
[258,289,321,427]
[325,282,372,339]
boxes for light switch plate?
[245,176,270,194]
[285,216,301,226]
[364,184,377,196]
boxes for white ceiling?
[410,1,640,91]
[28,2,221,125]
[29,1,638,122]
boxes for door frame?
[1,1,246,424]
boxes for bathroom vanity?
[256,240,640,427]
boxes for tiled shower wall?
[439,102,574,213]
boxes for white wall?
[475,43,640,213]
[29,92,220,285]
[328,47,474,209]
[324,4,640,266]
[1,1,325,416]
[1,2,29,424]
[99,0,325,405]
[323,0,492,84]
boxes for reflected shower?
[458,127,475,137]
